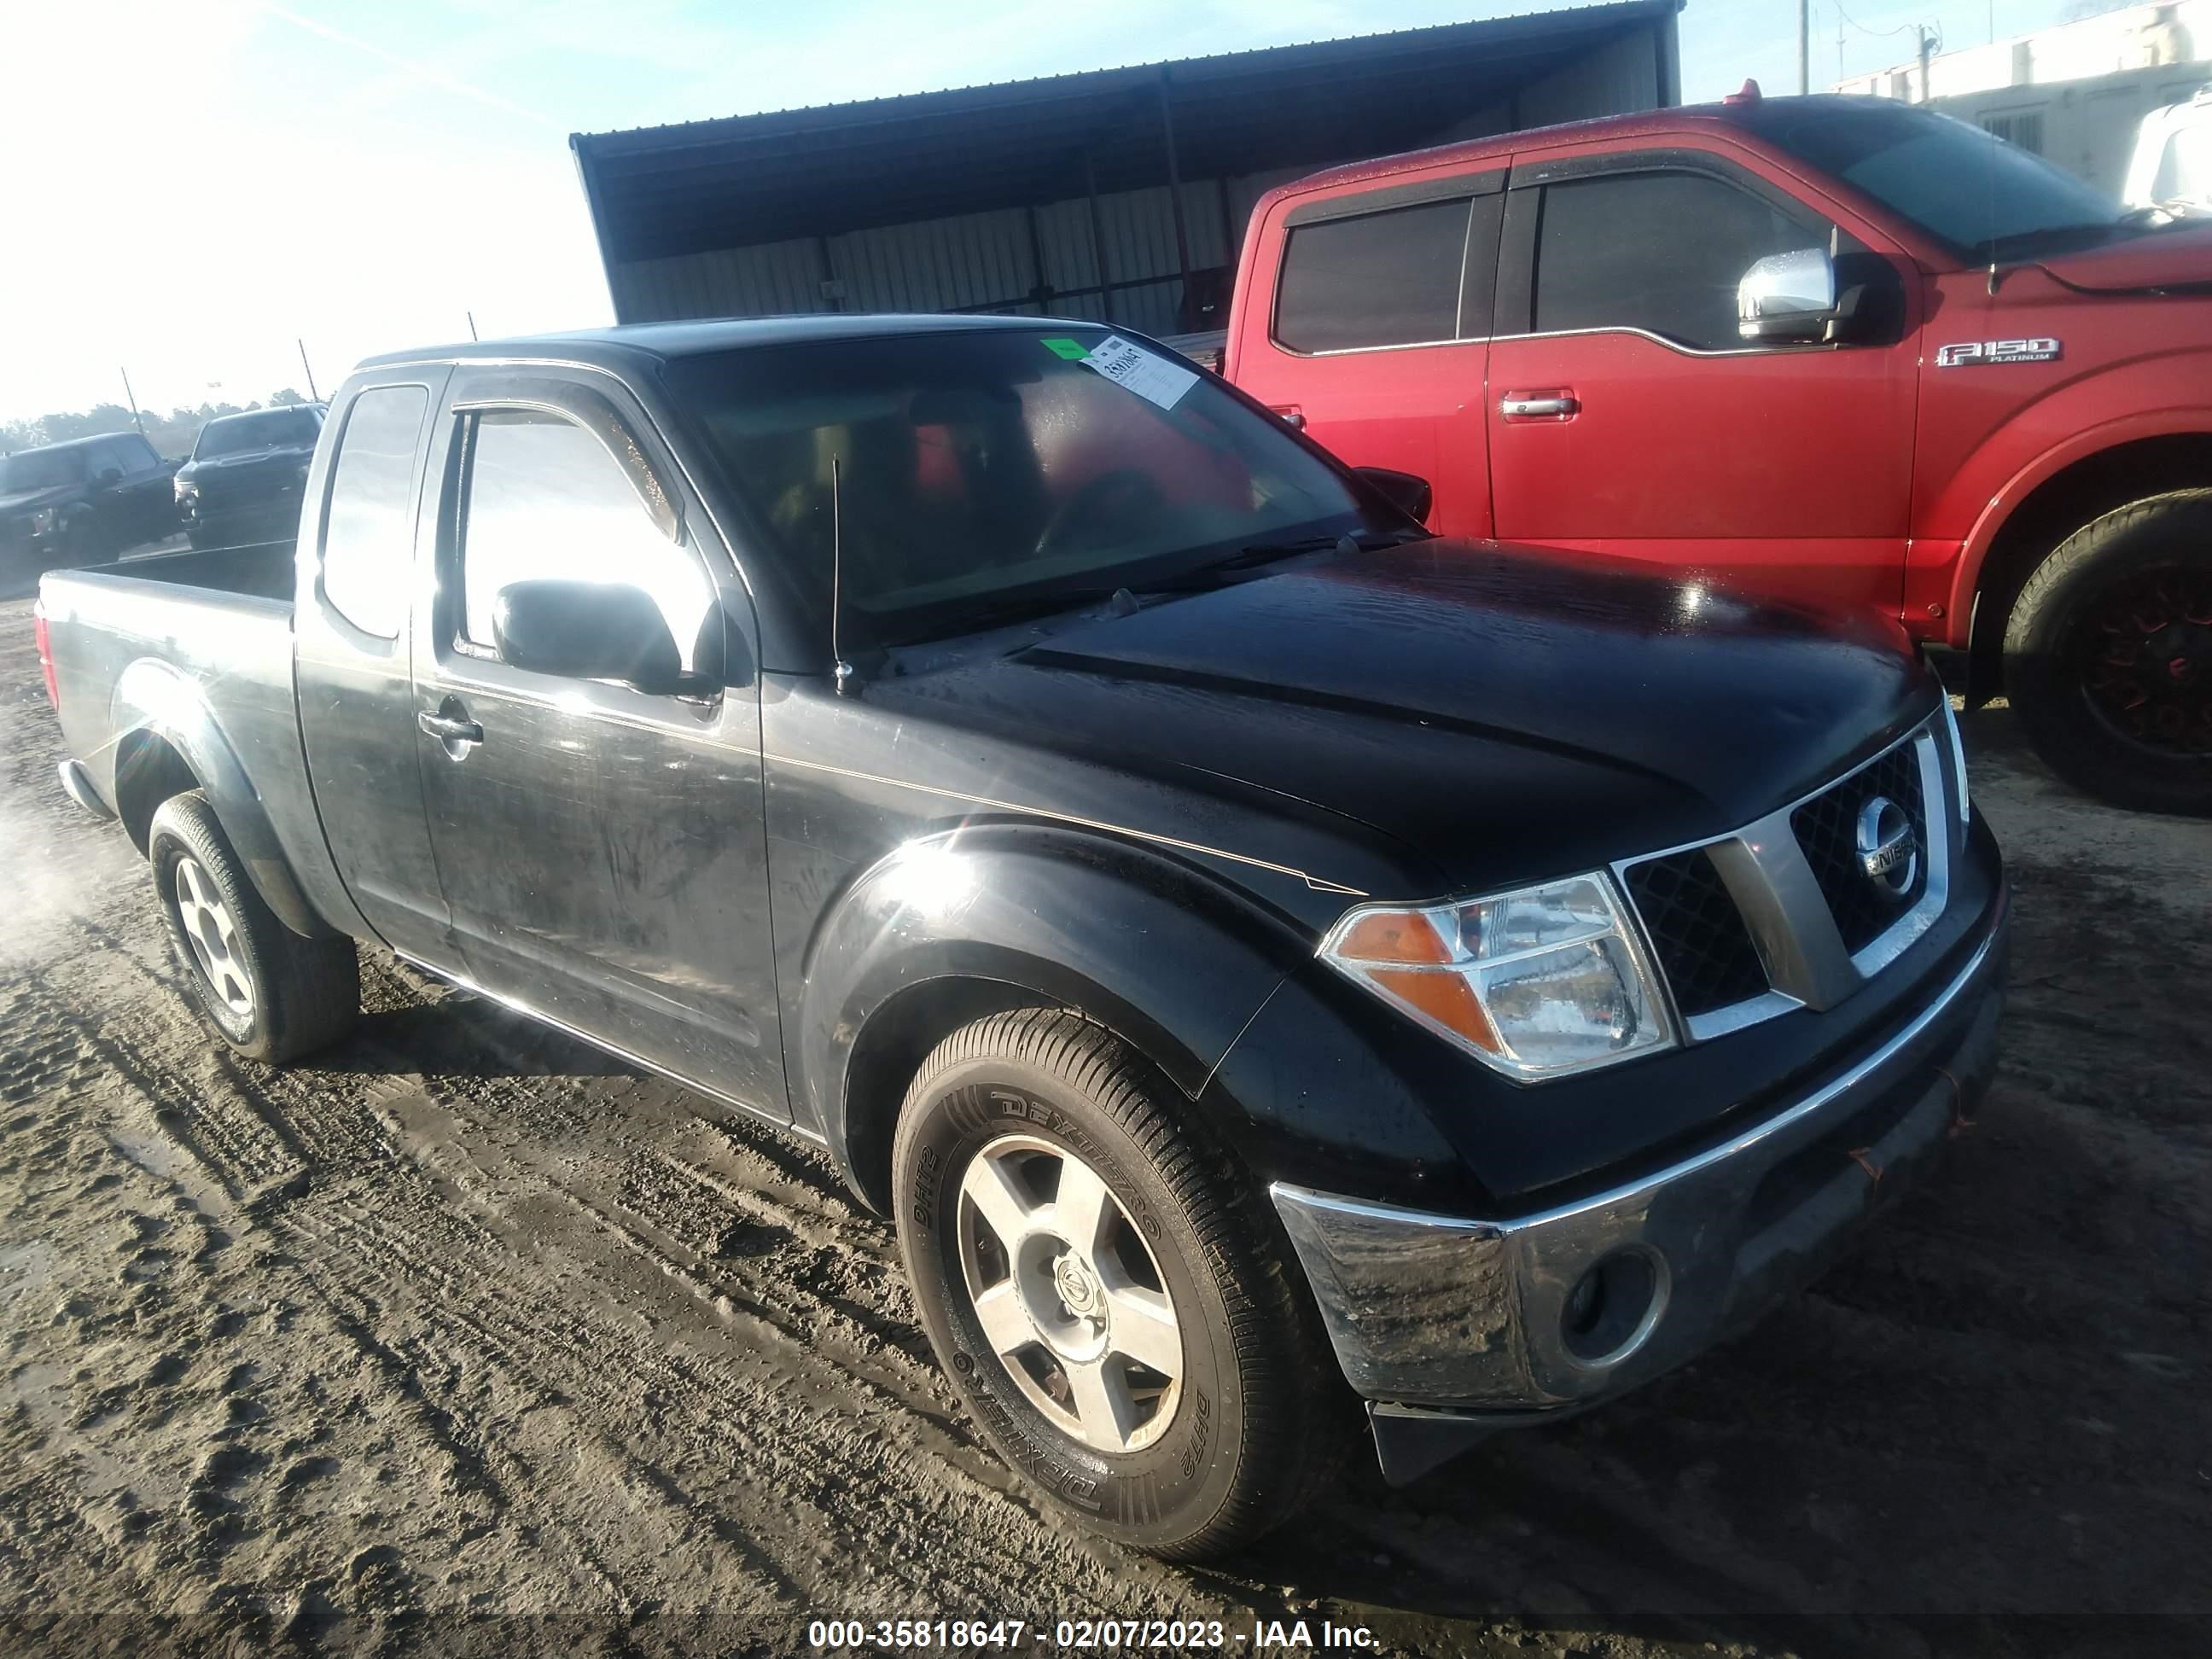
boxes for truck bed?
[87,539,298,603]
[37,538,333,908]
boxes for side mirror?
[1738,247,1839,343]
[1353,466,1434,525]
[92,465,123,489]
[492,579,709,696]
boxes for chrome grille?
[1617,718,1953,1040]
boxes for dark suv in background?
[0,431,178,580]
[174,404,326,549]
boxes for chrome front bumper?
[1272,894,2006,1420]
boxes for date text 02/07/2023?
[805,1616,1383,1650]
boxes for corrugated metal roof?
[572,1,1682,263]
[575,0,1680,147]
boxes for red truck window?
[1274,198,1475,353]
[1529,172,1823,352]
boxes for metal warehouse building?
[571,1,1684,345]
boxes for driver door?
[413,369,788,1121]
[1484,146,1923,612]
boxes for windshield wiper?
[892,584,1129,642]
[1978,212,2177,261]
[1139,526,1425,590]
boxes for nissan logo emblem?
[1855,795,1918,899]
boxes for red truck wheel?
[2005,489,2212,816]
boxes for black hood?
[865,541,1936,895]
[180,446,312,479]
[0,485,81,515]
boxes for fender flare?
[797,826,1316,1208]
[109,657,335,940]
[1947,405,2212,632]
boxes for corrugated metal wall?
[609,174,1271,333]
[1516,25,1661,126]
[604,25,1668,331]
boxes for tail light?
[33,602,60,713]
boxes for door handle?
[1269,405,1307,430]
[1499,393,1580,419]
[417,710,484,744]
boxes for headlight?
[30,507,56,535]
[1938,693,1970,824]
[174,475,196,504]
[1318,872,1676,1081]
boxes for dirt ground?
[1,591,2206,1659]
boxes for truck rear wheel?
[891,1007,1349,1559]
[2005,489,2212,816]
[148,790,359,1062]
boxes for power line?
[1833,0,1923,38]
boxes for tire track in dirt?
[27,891,1258,1633]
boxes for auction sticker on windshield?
[1080,334,1198,410]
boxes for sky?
[0,0,2087,426]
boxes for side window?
[110,435,156,474]
[321,386,429,639]
[94,438,132,478]
[1532,170,1823,352]
[1274,195,1476,352]
[457,408,714,672]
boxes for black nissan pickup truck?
[35,316,2007,1558]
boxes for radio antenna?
[830,453,857,696]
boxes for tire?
[147,790,359,1062]
[892,1007,1350,1558]
[2004,488,2212,816]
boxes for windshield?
[1738,98,2129,260]
[195,406,321,459]
[664,328,1385,646]
[0,448,85,492]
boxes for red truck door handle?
[1499,391,1580,420]
[1268,405,1307,430]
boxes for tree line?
[3,389,313,462]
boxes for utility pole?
[1798,0,1810,93]
[297,338,321,403]
[118,367,146,436]
[1918,23,1935,102]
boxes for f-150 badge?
[1936,337,2061,367]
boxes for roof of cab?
[1264,90,1903,204]
[354,311,1079,375]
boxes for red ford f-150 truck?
[1225,89,2212,815]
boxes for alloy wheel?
[955,1133,1185,1454]
[2080,566,2212,755]
[174,856,253,1018]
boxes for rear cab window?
[1268,176,1504,353]
[319,386,431,638]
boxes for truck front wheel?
[891,1007,1349,1558]
[2005,489,2212,815]
[147,790,360,1062]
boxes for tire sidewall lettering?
[906,1070,1242,1536]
